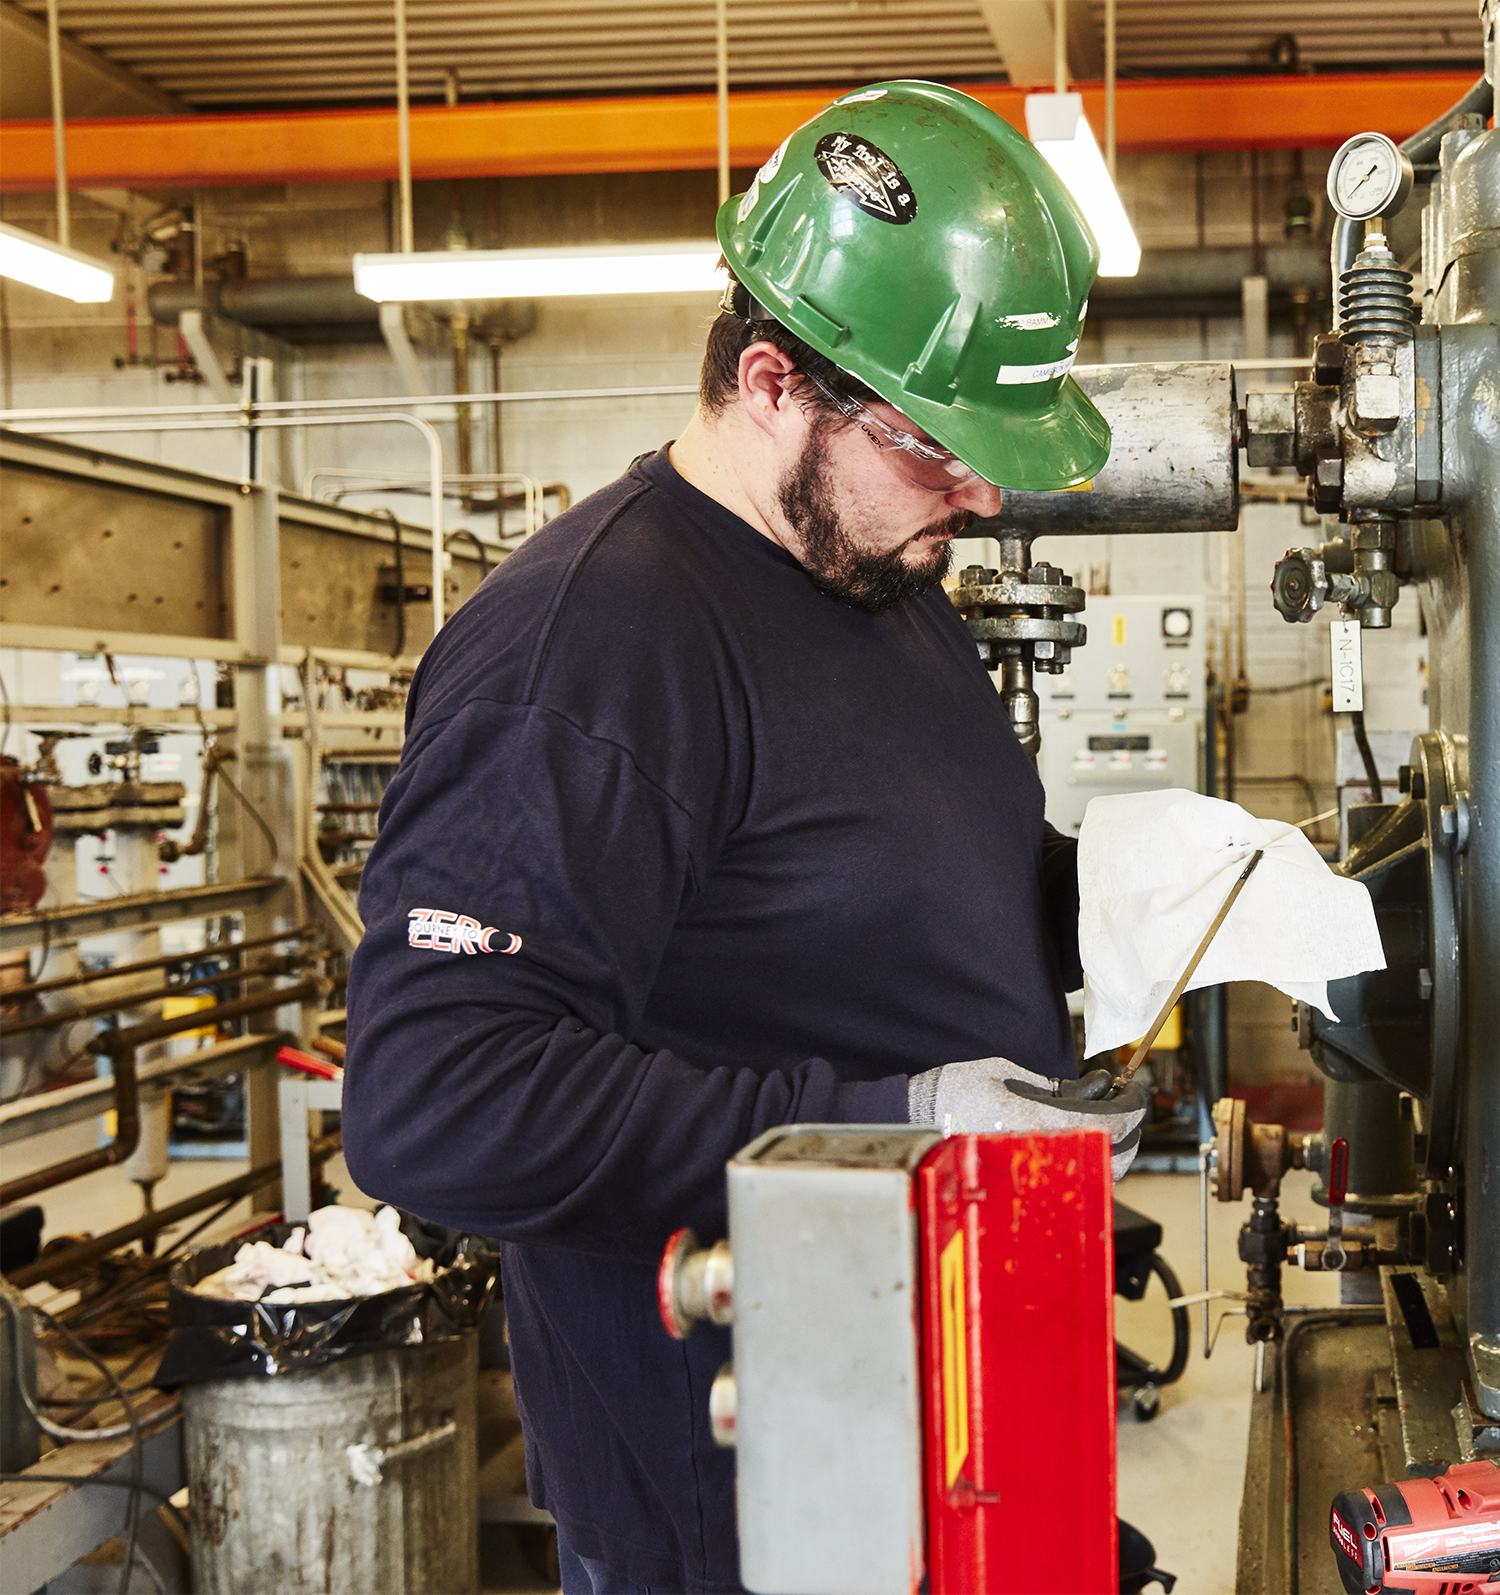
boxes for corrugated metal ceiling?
[16,0,1489,108]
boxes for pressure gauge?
[1326,132,1414,222]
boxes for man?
[344,80,1147,1595]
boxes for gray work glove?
[908,1058,1149,1182]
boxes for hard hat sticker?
[814,132,917,225]
[997,311,1061,331]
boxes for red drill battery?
[1329,1459,1500,1594]
[916,1131,1118,1595]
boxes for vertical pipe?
[715,0,730,207]
[1105,0,1117,180]
[193,190,205,296]
[394,0,414,253]
[1054,0,1067,94]
[46,0,69,250]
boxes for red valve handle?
[1328,1137,1350,1207]
[658,1227,695,1340]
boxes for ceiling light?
[1024,94,1141,278]
[0,219,116,303]
[354,242,728,303]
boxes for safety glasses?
[789,368,985,493]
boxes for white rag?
[1078,789,1386,1057]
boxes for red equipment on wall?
[0,755,53,912]
[917,1131,1119,1595]
[1329,1460,1500,1594]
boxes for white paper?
[1078,789,1387,1057]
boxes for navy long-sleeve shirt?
[343,444,1080,1591]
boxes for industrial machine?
[658,1126,1119,1595]
[944,28,1499,1593]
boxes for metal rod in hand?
[1116,848,1266,1090]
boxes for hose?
[1350,709,1385,803]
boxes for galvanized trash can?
[183,1330,479,1594]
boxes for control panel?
[1034,596,1207,835]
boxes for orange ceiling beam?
[0,72,1482,193]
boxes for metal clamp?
[347,1417,458,1487]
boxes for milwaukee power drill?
[1329,1459,1500,1593]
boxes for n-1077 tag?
[1330,620,1364,713]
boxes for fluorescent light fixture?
[354,241,727,303]
[1024,94,1141,278]
[0,219,116,303]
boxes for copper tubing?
[3,1133,343,1289]
[6,925,313,1001]
[0,977,326,1205]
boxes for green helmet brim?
[863,369,1111,493]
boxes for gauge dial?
[1327,132,1414,222]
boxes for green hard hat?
[717,80,1110,490]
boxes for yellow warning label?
[939,1230,969,1487]
[1112,613,1127,647]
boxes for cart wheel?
[1131,1383,1162,1422]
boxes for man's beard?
[776,422,972,615]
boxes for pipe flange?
[964,615,1088,646]
[953,579,1087,612]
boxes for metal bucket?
[183,1331,479,1594]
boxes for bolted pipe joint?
[657,1228,734,1340]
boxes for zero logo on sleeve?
[407,907,522,955]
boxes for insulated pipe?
[139,246,1332,338]
[984,361,1239,535]
[149,277,379,328]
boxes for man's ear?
[737,342,802,441]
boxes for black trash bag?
[154,1212,500,1388]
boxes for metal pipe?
[6,927,311,1001]
[1054,0,1067,94]
[394,0,413,253]
[0,955,315,1038]
[715,0,730,208]
[0,977,324,1205]
[0,384,700,425]
[3,1138,343,1289]
[0,1051,137,1205]
[1105,0,1117,180]
[45,0,70,250]
[86,979,324,1060]
[149,276,379,328]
